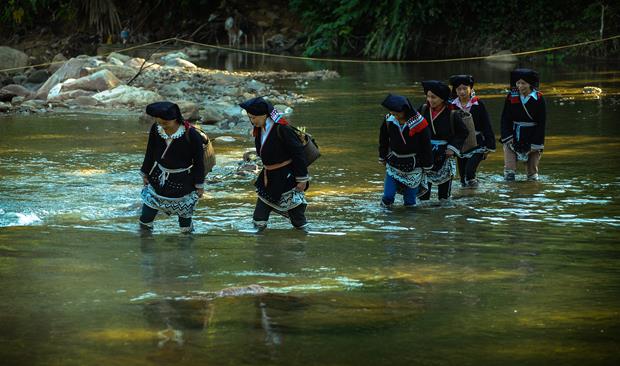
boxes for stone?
[11,96,25,104]
[245,79,267,93]
[26,69,50,84]
[72,96,100,106]
[0,84,34,101]
[161,51,190,63]
[165,58,197,69]
[176,100,200,121]
[48,89,95,102]
[92,85,162,106]
[0,46,29,72]
[106,57,125,66]
[159,85,184,98]
[583,86,603,95]
[36,56,98,99]
[0,101,11,112]
[47,53,68,74]
[58,70,121,95]
[107,52,131,63]
[89,65,137,80]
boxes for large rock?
[0,101,11,112]
[27,69,50,84]
[161,51,190,63]
[202,102,242,123]
[165,58,198,69]
[0,84,34,101]
[88,65,136,80]
[124,57,159,71]
[175,100,200,121]
[0,46,29,72]
[48,89,95,102]
[92,85,162,106]
[51,70,121,98]
[36,56,98,99]
[47,53,68,74]
[159,85,184,98]
[107,52,131,63]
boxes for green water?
[1,58,619,365]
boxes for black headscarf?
[145,101,183,124]
[239,96,274,116]
[422,80,451,102]
[381,93,415,114]
[449,75,475,98]
[510,68,539,88]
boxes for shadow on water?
[1,57,620,365]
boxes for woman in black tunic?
[500,68,546,181]
[449,74,496,188]
[379,93,433,207]
[418,80,469,201]
[139,101,205,233]
[239,97,309,231]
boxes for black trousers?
[457,153,485,184]
[419,180,452,201]
[139,204,192,228]
[253,198,307,228]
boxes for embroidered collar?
[157,124,185,140]
[387,112,427,137]
[520,89,538,104]
[451,96,479,112]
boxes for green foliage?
[290,0,620,59]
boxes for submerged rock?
[583,86,603,95]
[216,284,267,298]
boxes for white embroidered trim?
[157,124,186,140]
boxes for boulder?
[159,85,184,98]
[92,85,162,106]
[0,101,11,112]
[124,57,160,70]
[47,53,68,74]
[106,57,125,66]
[175,100,200,121]
[26,69,50,84]
[165,58,197,69]
[107,52,131,63]
[55,70,121,96]
[70,96,100,106]
[161,51,190,63]
[0,46,29,72]
[48,89,95,102]
[88,65,136,80]
[36,56,98,99]
[0,84,34,101]
[245,79,267,93]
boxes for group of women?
[137,68,546,232]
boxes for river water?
[1,55,619,365]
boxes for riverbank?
[0,46,339,135]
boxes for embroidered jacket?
[140,123,205,198]
[419,103,469,154]
[254,114,309,204]
[379,113,433,169]
[450,97,496,151]
[500,89,546,150]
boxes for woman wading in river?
[500,68,546,181]
[139,101,205,233]
[449,74,496,188]
[418,80,469,202]
[239,97,310,231]
[378,93,433,208]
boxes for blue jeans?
[382,174,418,206]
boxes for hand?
[196,188,205,198]
[142,175,149,186]
[445,149,454,157]
[295,181,307,191]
